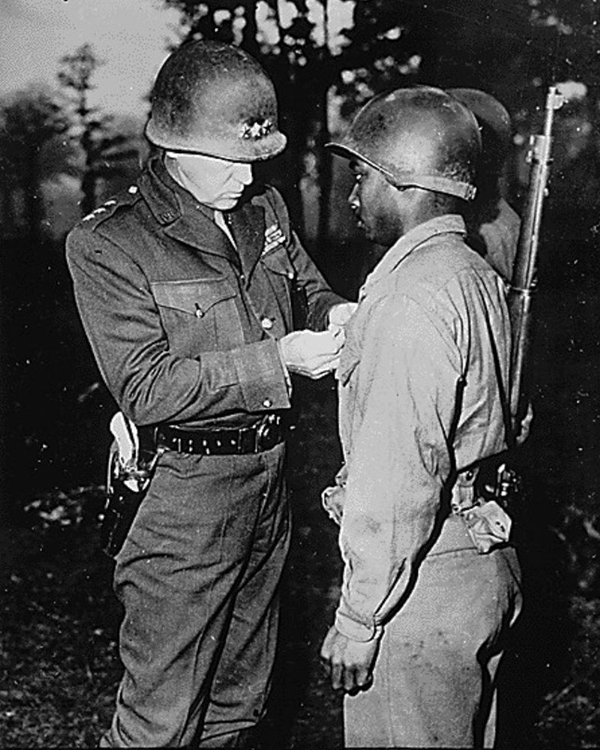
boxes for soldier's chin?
[355,217,370,236]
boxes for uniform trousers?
[345,516,522,749]
[101,443,289,748]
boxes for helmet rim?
[327,141,477,201]
[145,119,287,162]
[145,40,287,163]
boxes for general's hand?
[279,329,344,379]
[320,625,379,693]
[328,302,358,337]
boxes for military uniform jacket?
[66,156,343,429]
[332,215,513,641]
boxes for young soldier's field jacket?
[66,156,343,429]
[333,214,513,641]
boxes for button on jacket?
[334,214,513,640]
[66,156,343,429]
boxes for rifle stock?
[508,86,564,423]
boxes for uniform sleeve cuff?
[276,340,293,396]
[231,340,291,411]
[334,609,383,643]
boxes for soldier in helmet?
[319,87,523,748]
[448,87,521,282]
[66,40,354,748]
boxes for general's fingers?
[343,665,359,693]
[355,664,372,689]
[330,659,344,691]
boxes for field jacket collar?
[138,156,265,277]
[359,214,467,302]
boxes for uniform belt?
[157,413,287,455]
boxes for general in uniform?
[66,40,352,748]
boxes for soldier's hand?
[320,625,379,693]
[279,329,344,379]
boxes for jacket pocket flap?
[152,278,235,316]
[260,247,294,278]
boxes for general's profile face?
[347,159,404,246]
[166,152,253,210]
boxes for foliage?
[0,85,72,240]
[157,0,600,245]
[57,43,140,217]
[0,45,142,242]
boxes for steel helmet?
[447,88,512,175]
[328,86,481,200]
[145,40,287,162]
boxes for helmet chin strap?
[384,170,478,201]
[330,144,477,201]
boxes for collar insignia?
[263,223,286,254]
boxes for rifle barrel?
[508,86,564,419]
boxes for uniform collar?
[138,155,254,269]
[360,214,467,300]
[138,155,190,225]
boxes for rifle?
[508,85,565,431]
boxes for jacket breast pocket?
[151,278,244,355]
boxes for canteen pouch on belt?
[102,413,161,558]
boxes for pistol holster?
[101,416,160,558]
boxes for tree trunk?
[80,127,97,216]
[241,0,260,58]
